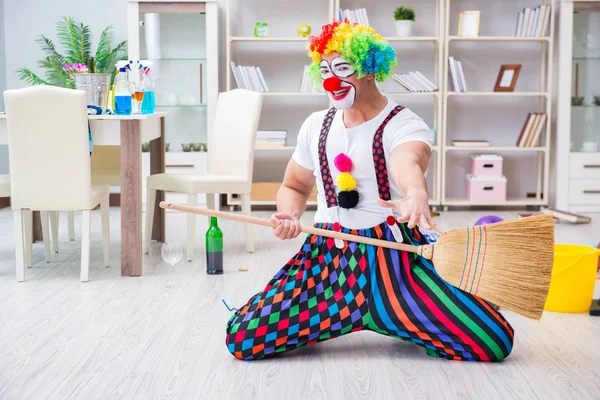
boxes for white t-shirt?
[292,97,433,229]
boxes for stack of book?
[392,72,438,92]
[299,66,324,93]
[256,130,287,148]
[230,61,270,92]
[515,4,551,37]
[447,57,467,92]
[516,113,547,147]
[339,8,370,25]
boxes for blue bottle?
[141,91,155,114]
[141,68,156,114]
[114,67,132,115]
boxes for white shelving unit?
[441,0,555,209]
[224,0,555,210]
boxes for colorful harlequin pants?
[225,222,514,362]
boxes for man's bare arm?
[270,159,316,240]
[276,159,316,217]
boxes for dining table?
[0,112,167,277]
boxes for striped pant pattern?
[225,222,514,362]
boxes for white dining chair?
[145,89,263,261]
[4,85,110,282]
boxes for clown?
[225,20,514,362]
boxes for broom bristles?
[432,214,554,320]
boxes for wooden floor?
[0,207,599,400]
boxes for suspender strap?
[372,105,404,201]
[318,107,338,208]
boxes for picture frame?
[457,11,480,37]
[494,64,522,92]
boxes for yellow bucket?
[544,244,600,313]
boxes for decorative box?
[470,154,503,177]
[466,174,507,203]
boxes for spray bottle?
[139,61,155,114]
[113,61,132,115]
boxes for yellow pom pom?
[336,172,356,191]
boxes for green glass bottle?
[206,216,223,274]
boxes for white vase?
[395,20,413,37]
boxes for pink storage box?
[470,154,503,177]
[466,174,507,203]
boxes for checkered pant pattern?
[225,227,372,360]
[225,222,514,362]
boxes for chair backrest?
[208,89,263,181]
[3,85,92,210]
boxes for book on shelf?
[299,65,324,93]
[451,140,490,147]
[339,8,370,26]
[541,208,591,224]
[447,57,467,92]
[392,71,438,92]
[516,112,547,147]
[256,130,287,147]
[515,4,551,37]
[230,61,270,92]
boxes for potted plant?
[394,7,415,37]
[17,17,127,89]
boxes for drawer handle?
[583,190,600,194]
[166,164,195,168]
[483,163,494,168]
[483,186,494,191]
[583,164,600,168]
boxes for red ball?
[386,215,397,226]
[323,76,341,92]
[332,222,341,231]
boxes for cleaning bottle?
[140,67,156,114]
[114,66,132,115]
[206,217,223,275]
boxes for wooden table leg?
[150,116,165,242]
[120,120,142,276]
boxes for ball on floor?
[474,215,503,226]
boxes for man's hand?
[271,212,302,240]
[377,189,445,235]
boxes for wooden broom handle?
[159,202,434,259]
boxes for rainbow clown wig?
[307,19,397,86]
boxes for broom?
[159,202,554,320]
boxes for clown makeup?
[331,57,356,78]
[321,57,357,110]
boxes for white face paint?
[320,57,357,110]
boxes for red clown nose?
[323,76,342,92]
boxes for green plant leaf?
[94,26,113,72]
[16,68,49,86]
[76,20,92,62]
[394,7,415,21]
[56,16,81,63]
[101,39,128,76]
[36,35,66,66]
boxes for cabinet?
[554,0,600,213]
[127,0,219,207]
